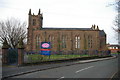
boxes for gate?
[8,48,18,64]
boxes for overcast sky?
[0,0,118,44]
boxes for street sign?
[40,42,51,55]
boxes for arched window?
[38,35,41,48]
[75,36,80,49]
[75,36,78,48]
[88,35,92,48]
[78,36,80,48]
[36,35,40,49]
[52,36,54,48]
[48,35,54,48]
[48,35,52,42]
[62,35,67,48]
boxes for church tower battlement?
[28,9,43,29]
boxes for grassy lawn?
[25,54,98,63]
[111,53,119,54]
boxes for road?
[13,57,118,79]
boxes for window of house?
[109,47,112,49]
[112,47,115,49]
[110,47,112,49]
[116,47,118,49]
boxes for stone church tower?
[27,9,43,51]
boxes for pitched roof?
[108,44,120,48]
[40,28,106,36]
[41,28,93,30]
[99,30,106,36]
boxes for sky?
[0,0,118,44]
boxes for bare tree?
[117,0,120,45]
[114,0,120,45]
[108,0,120,44]
[0,18,27,48]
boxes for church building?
[26,9,106,54]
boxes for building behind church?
[26,9,107,54]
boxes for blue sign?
[41,50,51,56]
[40,42,51,55]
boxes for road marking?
[56,76,64,80]
[75,66,94,73]
[109,71,118,80]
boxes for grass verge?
[25,54,108,63]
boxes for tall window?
[48,35,52,42]
[48,35,54,48]
[33,19,36,26]
[75,36,80,49]
[62,35,67,48]
[88,35,92,48]
[78,36,80,48]
[36,35,40,49]
[52,36,54,48]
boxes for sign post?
[40,42,51,59]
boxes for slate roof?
[41,28,93,30]
[99,30,106,36]
[108,44,120,48]
[40,27,106,37]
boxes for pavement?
[2,56,117,79]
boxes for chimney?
[96,25,99,30]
